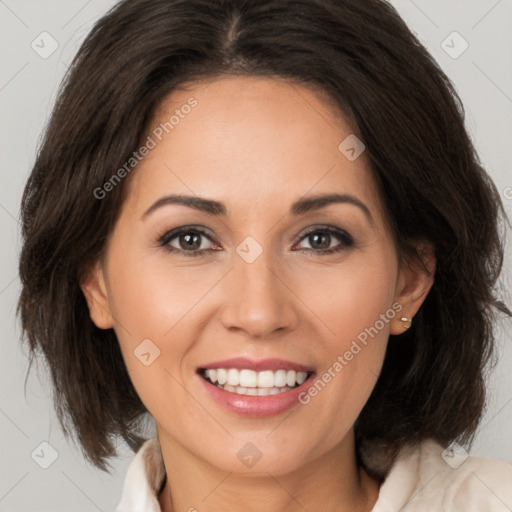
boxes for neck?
[157,429,381,512]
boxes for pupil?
[310,232,330,249]
[181,233,200,250]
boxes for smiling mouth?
[197,368,315,396]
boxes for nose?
[220,246,299,338]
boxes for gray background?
[1,0,511,510]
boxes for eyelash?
[157,225,354,257]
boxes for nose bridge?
[220,235,297,336]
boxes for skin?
[81,75,435,512]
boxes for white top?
[115,437,512,511]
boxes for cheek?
[290,250,396,439]
[293,247,397,346]
[106,244,218,343]
[104,242,229,417]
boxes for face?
[83,75,432,476]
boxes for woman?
[17,0,512,510]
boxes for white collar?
[115,436,512,511]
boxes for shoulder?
[370,438,512,511]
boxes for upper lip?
[198,357,315,373]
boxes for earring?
[400,317,412,329]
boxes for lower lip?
[197,372,316,417]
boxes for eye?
[158,226,219,257]
[158,224,354,257]
[293,226,354,254]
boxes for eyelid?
[297,224,352,240]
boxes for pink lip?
[197,371,316,417]
[198,357,315,373]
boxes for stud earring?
[400,317,412,329]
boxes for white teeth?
[274,369,287,387]
[239,369,257,387]
[296,371,307,385]
[204,368,310,388]
[219,384,294,396]
[216,368,227,385]
[286,370,297,387]
[208,369,217,383]
[227,368,240,386]
[257,370,274,387]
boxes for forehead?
[123,75,383,222]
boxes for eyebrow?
[141,193,374,224]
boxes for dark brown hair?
[17,0,510,474]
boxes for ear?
[390,240,436,335]
[79,259,114,329]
